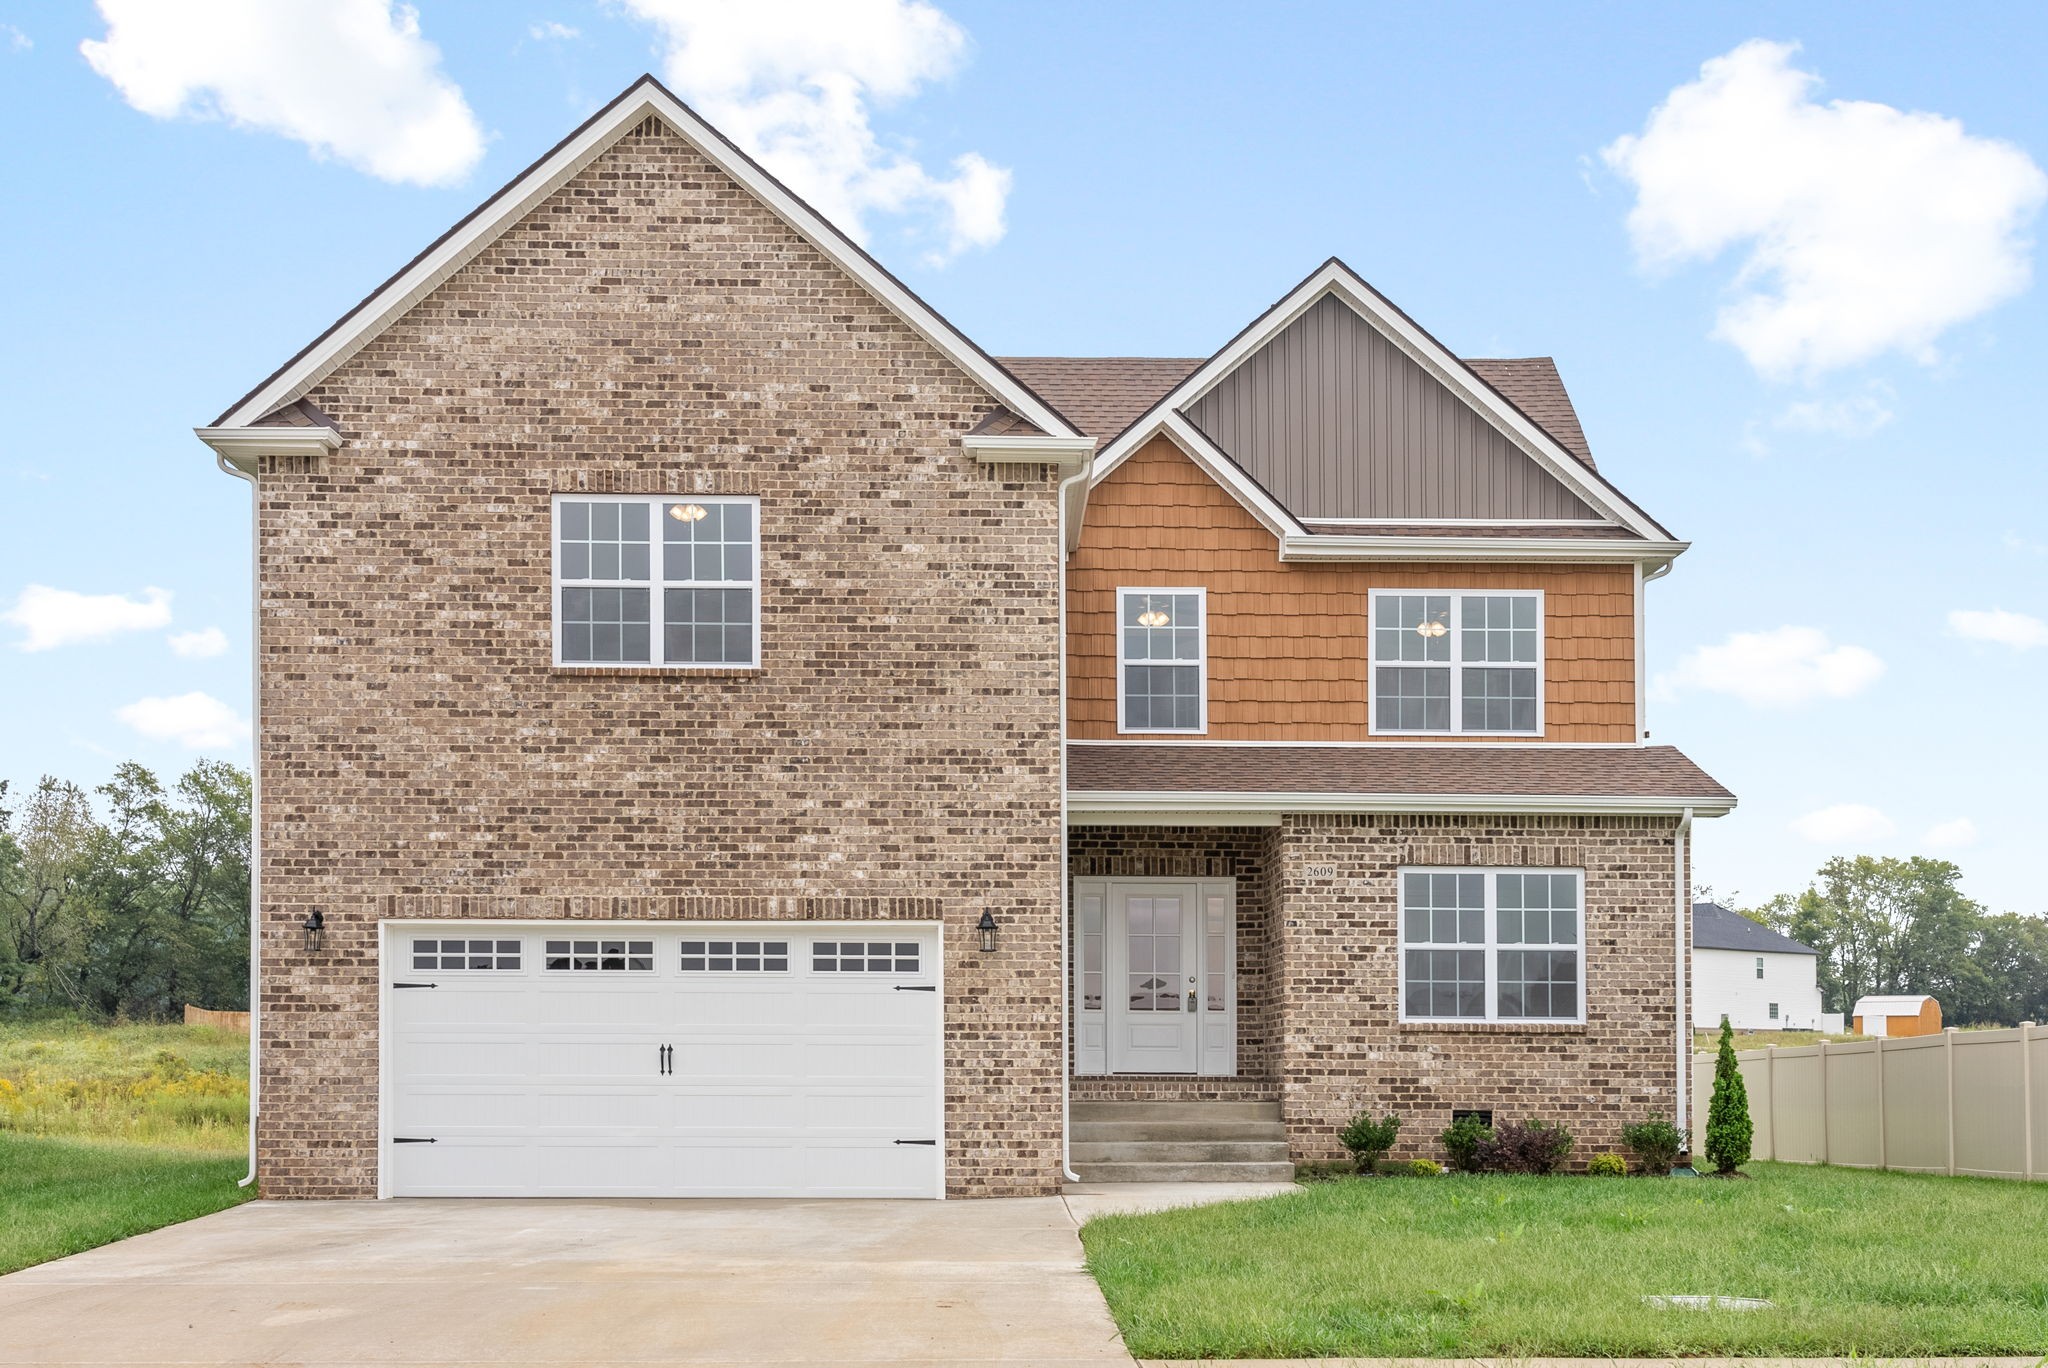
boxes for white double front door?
[1074,879,1235,1076]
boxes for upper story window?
[1118,588,1206,734]
[1400,868,1583,1024]
[553,495,759,668]
[1370,590,1541,735]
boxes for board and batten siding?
[1182,293,1600,522]
[1068,435,1638,741]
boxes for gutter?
[1675,806,1693,1140]
[1067,790,1736,819]
[213,451,262,1191]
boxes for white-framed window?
[1117,587,1206,734]
[552,494,760,668]
[411,937,521,971]
[1369,589,1542,735]
[1769,1002,1779,1020]
[1398,867,1583,1023]
[1756,956,1765,979]
[543,937,654,972]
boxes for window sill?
[1398,1019,1589,1035]
[550,665,761,679]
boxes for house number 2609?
[1303,864,1338,879]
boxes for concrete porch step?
[1070,1139,1291,1164]
[1071,1100,1280,1123]
[1072,1119,1286,1143]
[1069,1159,1298,1184]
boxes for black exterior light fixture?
[301,908,326,954]
[977,911,998,954]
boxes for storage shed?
[1851,994,1942,1038]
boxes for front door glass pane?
[1126,895,1183,1012]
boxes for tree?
[1757,856,1987,1018]
[0,776,98,1006]
[1704,1018,1752,1174]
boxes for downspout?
[216,454,262,1189]
[1674,806,1693,1140]
[1056,457,1093,1185]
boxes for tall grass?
[0,1017,248,1154]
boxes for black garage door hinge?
[892,984,936,992]
[392,982,438,989]
[893,1139,936,1146]
[392,1136,438,1144]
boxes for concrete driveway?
[0,1196,1143,1367]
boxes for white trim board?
[1066,790,1737,818]
[1090,258,1673,543]
[202,75,1082,443]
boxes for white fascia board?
[208,79,1080,442]
[1278,533,1690,566]
[1066,789,1738,818]
[1095,260,1670,542]
[961,434,1096,467]
[1093,412,1304,542]
[195,425,342,473]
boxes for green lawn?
[1081,1164,2048,1359]
[0,1133,252,1276]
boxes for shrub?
[1440,1113,1493,1172]
[1337,1110,1401,1173]
[1402,1158,1445,1177]
[1620,1114,1685,1175]
[1586,1152,1628,1177]
[1474,1119,1575,1175]
[1705,1017,1754,1174]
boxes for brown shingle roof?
[1068,744,1733,806]
[1000,354,1596,472]
[1464,357,1595,469]
[1297,522,1640,539]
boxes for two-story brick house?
[197,77,1732,1200]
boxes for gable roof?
[1853,994,1936,1015]
[1464,358,1595,469]
[1692,901,1817,956]
[1087,259,1676,547]
[203,75,1082,443]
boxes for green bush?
[1402,1158,1445,1176]
[1474,1119,1575,1175]
[1704,1018,1754,1174]
[1337,1110,1401,1173]
[1587,1151,1628,1177]
[1440,1113,1494,1172]
[1620,1114,1685,1175]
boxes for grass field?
[0,1017,253,1275]
[1081,1163,2048,1359]
[0,1017,248,1152]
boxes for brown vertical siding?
[1183,294,1600,521]
[1068,435,1638,741]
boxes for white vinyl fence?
[1691,1024,2047,1181]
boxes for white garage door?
[383,923,942,1198]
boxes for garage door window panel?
[812,941,921,973]
[681,940,790,972]
[545,938,654,972]
[412,938,522,971]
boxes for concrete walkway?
[0,1196,1139,1367]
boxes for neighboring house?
[1690,901,1835,1031]
[194,76,1735,1201]
[1854,995,1943,1038]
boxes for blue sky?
[2,2,2043,916]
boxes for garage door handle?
[893,1139,936,1146]
[893,985,936,992]
[393,1136,437,1144]
[393,982,438,989]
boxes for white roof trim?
[1092,260,1669,541]
[194,424,343,474]
[1067,789,1737,819]
[207,77,1079,441]
[1279,533,1689,566]
[961,434,1095,467]
[1105,411,1306,542]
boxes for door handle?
[1187,989,1198,1013]
[657,1043,672,1076]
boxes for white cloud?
[168,627,230,659]
[1948,607,2048,649]
[115,692,251,749]
[528,21,578,41]
[620,0,1009,264]
[1654,625,1884,707]
[81,0,485,187]
[3,585,172,652]
[3,24,30,51]
[1602,39,2047,378]
[2004,531,2048,557]
[1773,384,1895,439]
[1923,817,1979,850]
[1792,803,1897,844]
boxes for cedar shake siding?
[1069,435,1638,741]
[252,116,1067,1198]
[1183,294,1602,521]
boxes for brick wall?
[1272,812,1685,1165]
[251,115,1065,1197]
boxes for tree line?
[1744,855,2048,1027]
[0,761,249,1021]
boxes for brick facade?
[252,116,1066,1197]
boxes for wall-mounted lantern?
[977,911,998,954]
[301,908,326,954]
